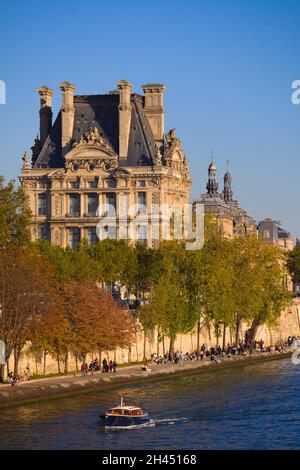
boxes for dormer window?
[105,178,116,188]
[69,180,79,189]
[88,179,97,189]
[37,181,48,189]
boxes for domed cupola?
[206,158,218,195]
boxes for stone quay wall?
[5,299,300,379]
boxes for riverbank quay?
[0,349,294,409]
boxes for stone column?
[62,193,67,217]
[62,227,67,248]
[80,227,86,241]
[80,193,84,217]
[34,192,38,218]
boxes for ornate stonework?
[74,127,114,153]
[65,158,118,172]
[19,80,191,248]
[48,168,66,179]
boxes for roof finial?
[223,159,233,202]
[22,151,30,170]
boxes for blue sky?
[0,0,300,237]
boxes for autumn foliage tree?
[31,281,134,373]
[0,246,54,378]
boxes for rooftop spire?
[206,152,218,195]
[223,160,233,203]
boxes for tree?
[90,239,137,291]
[31,281,135,373]
[0,246,53,379]
[196,233,236,347]
[0,176,31,249]
[287,242,300,285]
[245,240,291,340]
[138,241,200,355]
[32,240,98,284]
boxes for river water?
[0,357,299,450]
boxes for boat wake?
[101,417,188,431]
[153,417,188,426]
[104,420,156,431]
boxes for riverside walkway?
[0,349,293,408]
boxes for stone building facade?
[20,81,191,248]
[258,218,294,291]
[193,160,257,238]
[258,218,293,251]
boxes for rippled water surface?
[0,358,299,450]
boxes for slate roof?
[34,112,63,168]
[33,93,156,168]
[278,228,292,239]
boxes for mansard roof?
[33,93,156,169]
[34,111,63,168]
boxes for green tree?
[287,242,300,285]
[90,239,137,292]
[0,176,31,249]
[138,241,200,355]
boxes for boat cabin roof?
[109,405,142,412]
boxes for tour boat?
[102,397,153,429]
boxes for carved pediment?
[64,127,118,165]
[73,127,116,154]
[48,168,67,179]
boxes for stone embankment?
[0,349,294,408]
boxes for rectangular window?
[136,180,146,188]
[88,180,97,188]
[105,193,116,216]
[263,229,271,240]
[137,192,147,214]
[68,227,80,248]
[37,181,48,189]
[105,178,116,188]
[87,227,98,245]
[69,194,80,216]
[38,194,47,216]
[38,224,48,240]
[137,225,147,245]
[107,225,116,239]
[69,180,79,189]
[87,194,98,216]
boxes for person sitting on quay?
[145,335,292,371]
[7,370,13,385]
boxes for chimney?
[37,86,54,147]
[141,83,165,140]
[117,80,132,159]
[59,81,76,151]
